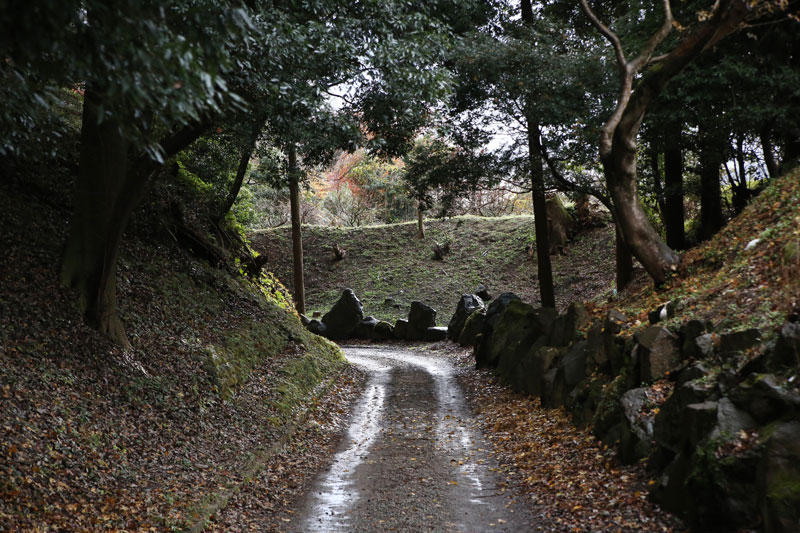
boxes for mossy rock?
[491,300,553,383]
[458,309,486,347]
[759,421,800,533]
[203,315,342,402]
[591,370,629,442]
[680,435,762,528]
[517,345,563,398]
[567,375,608,428]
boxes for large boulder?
[407,301,437,340]
[759,421,800,533]
[679,319,713,358]
[719,328,762,357]
[425,326,448,342]
[633,326,681,383]
[458,310,485,347]
[711,397,757,440]
[321,288,364,340]
[618,388,655,463]
[566,375,607,429]
[591,372,629,443]
[353,316,379,339]
[447,294,485,341]
[394,319,410,341]
[729,373,800,424]
[541,367,560,408]
[653,399,760,529]
[489,301,555,380]
[517,345,563,397]
[554,340,588,396]
[474,292,521,368]
[548,302,590,347]
[654,377,718,454]
[767,322,800,371]
[683,401,720,447]
[373,321,395,341]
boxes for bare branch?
[630,0,675,73]
[538,137,613,211]
[646,53,670,66]
[322,88,357,106]
[579,0,627,68]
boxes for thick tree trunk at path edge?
[580,0,753,285]
[601,143,679,286]
[527,117,555,308]
[288,144,305,315]
[61,90,144,348]
[416,202,425,239]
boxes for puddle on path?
[296,346,535,532]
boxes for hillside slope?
[251,216,616,322]
[613,165,800,335]
[0,163,353,530]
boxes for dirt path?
[293,345,537,532]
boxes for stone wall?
[447,294,800,532]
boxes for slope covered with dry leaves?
[0,163,358,530]
[612,165,800,334]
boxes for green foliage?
[403,136,500,215]
[347,155,415,223]
[1,0,252,157]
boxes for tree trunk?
[520,0,555,308]
[782,128,800,173]
[581,0,752,285]
[62,90,143,347]
[648,144,666,218]
[663,122,685,249]
[601,140,679,286]
[416,201,425,239]
[698,122,725,241]
[615,223,634,291]
[526,116,555,308]
[216,118,264,223]
[729,134,750,214]
[761,126,779,180]
[288,144,305,315]
[62,91,211,347]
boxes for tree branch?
[579,0,627,69]
[538,137,614,211]
[629,0,675,73]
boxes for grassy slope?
[251,216,616,323]
[611,165,800,336]
[0,164,346,529]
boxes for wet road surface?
[294,345,537,532]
